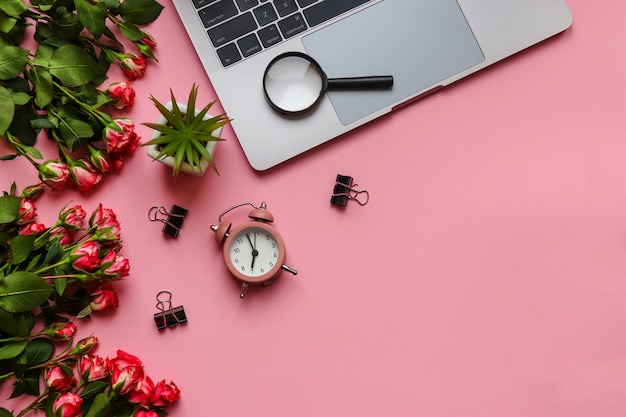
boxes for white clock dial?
[228,227,281,278]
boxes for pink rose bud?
[48,321,77,342]
[89,146,112,173]
[106,81,136,110]
[135,411,159,417]
[52,392,83,417]
[69,159,102,193]
[70,335,99,355]
[100,250,130,279]
[89,284,119,312]
[20,183,45,200]
[107,350,144,394]
[45,366,76,392]
[89,204,117,227]
[51,227,73,246]
[19,222,46,235]
[119,53,147,79]
[71,241,101,272]
[59,204,86,230]
[17,198,37,225]
[140,30,157,48]
[150,379,181,408]
[103,118,139,154]
[79,354,109,382]
[38,160,70,191]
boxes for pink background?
[3,0,626,415]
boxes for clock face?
[225,223,285,283]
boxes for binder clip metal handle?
[154,290,188,331]
[148,205,188,237]
[331,174,369,207]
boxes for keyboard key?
[253,3,278,26]
[216,43,242,67]
[207,12,257,47]
[303,0,371,27]
[192,0,215,9]
[277,12,307,39]
[235,0,258,11]
[199,0,238,28]
[273,0,297,17]
[258,24,282,47]
[237,33,262,57]
[296,0,317,7]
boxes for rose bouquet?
[0,0,163,192]
[0,183,180,416]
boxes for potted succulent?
[143,84,231,177]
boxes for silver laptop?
[172,0,572,171]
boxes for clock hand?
[246,233,258,272]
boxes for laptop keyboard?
[192,0,373,67]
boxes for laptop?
[172,0,573,171]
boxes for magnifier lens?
[263,55,324,114]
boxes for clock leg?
[240,282,249,298]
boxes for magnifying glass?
[263,51,394,116]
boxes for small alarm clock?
[210,201,297,298]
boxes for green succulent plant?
[143,83,231,177]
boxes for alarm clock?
[210,201,297,298]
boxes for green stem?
[16,389,50,417]
[52,81,112,125]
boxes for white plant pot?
[146,101,223,176]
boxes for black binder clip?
[148,205,188,238]
[331,174,369,207]
[153,291,187,331]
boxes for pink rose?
[52,392,83,417]
[71,336,99,355]
[51,227,73,246]
[150,379,181,408]
[79,354,109,382]
[71,241,100,272]
[103,118,139,154]
[68,159,102,192]
[119,53,147,79]
[59,204,86,230]
[140,30,157,48]
[48,321,77,342]
[89,284,119,312]
[19,222,46,235]
[135,411,159,417]
[89,204,117,227]
[17,198,37,224]
[45,366,76,392]
[100,250,130,279]
[106,81,136,110]
[39,160,70,191]
[127,375,155,406]
[107,350,144,394]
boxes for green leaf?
[118,0,164,25]
[0,0,28,18]
[9,234,35,265]
[10,369,40,397]
[115,19,142,41]
[0,45,28,80]
[59,117,95,143]
[48,45,101,87]
[81,381,108,399]
[10,91,31,105]
[0,407,15,417]
[0,13,18,34]
[0,340,27,359]
[0,195,20,224]
[0,310,28,335]
[25,337,54,366]
[85,392,112,417]
[74,0,107,38]
[0,86,14,137]
[0,271,53,313]
[31,66,53,108]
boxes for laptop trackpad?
[302,0,485,125]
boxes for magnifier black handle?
[327,76,394,89]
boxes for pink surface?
[3,0,626,415]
